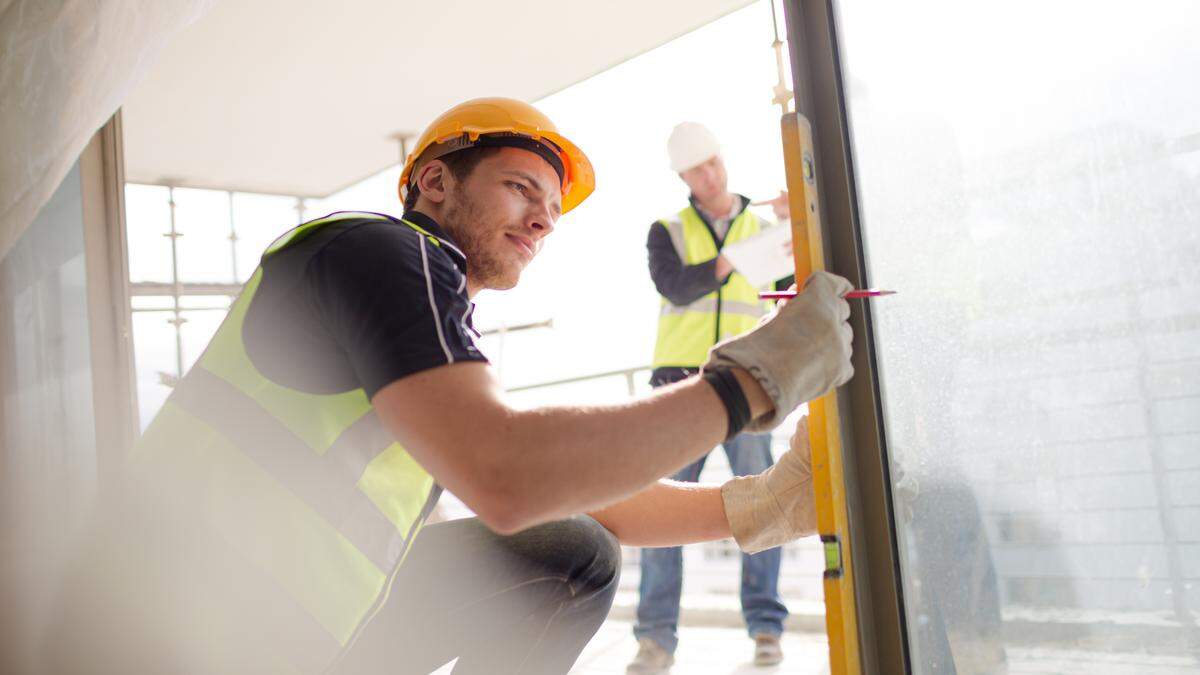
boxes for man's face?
[441,147,563,291]
[679,155,728,203]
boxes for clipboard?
[719,222,793,288]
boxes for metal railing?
[506,365,652,397]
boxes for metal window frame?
[780,1,909,672]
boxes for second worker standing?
[630,121,796,674]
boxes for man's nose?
[528,200,556,239]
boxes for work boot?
[753,633,784,666]
[627,637,674,674]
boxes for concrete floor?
[428,619,830,675]
[568,622,1200,675]
[429,617,1200,674]
[569,619,831,675]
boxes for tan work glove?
[721,417,817,554]
[704,271,853,432]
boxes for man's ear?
[416,160,452,205]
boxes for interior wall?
[0,159,100,673]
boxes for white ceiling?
[122,0,754,197]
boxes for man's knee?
[524,515,621,602]
[569,516,621,621]
[567,515,622,591]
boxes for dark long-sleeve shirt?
[647,233,724,306]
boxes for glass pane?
[174,187,235,283]
[125,184,173,283]
[130,295,176,311]
[232,192,299,282]
[179,309,226,373]
[131,310,179,429]
[836,1,1200,672]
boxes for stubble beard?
[442,191,519,291]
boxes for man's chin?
[482,268,522,291]
[488,276,520,291]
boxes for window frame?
[781,1,910,672]
[80,111,140,486]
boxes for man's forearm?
[588,479,731,547]
[491,376,746,529]
[375,363,771,534]
[495,369,770,529]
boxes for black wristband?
[701,367,752,441]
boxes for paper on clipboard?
[720,222,793,288]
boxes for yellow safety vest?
[131,212,439,672]
[652,204,769,368]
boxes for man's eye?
[508,181,528,194]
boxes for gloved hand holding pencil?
[703,270,854,432]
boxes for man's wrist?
[701,368,751,441]
[714,256,733,280]
[730,368,774,421]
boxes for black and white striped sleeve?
[306,221,487,399]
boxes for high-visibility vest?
[652,204,769,368]
[131,212,440,672]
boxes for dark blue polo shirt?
[243,210,487,399]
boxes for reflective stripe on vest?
[132,212,441,672]
[652,205,769,368]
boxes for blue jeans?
[634,432,788,653]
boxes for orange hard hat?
[399,97,595,214]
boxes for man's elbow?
[650,276,686,307]
[655,275,711,307]
[461,463,543,535]
[648,277,683,306]
[663,290,698,307]
[472,492,541,535]
[474,504,532,536]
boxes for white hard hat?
[667,122,720,173]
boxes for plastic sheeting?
[0,0,213,259]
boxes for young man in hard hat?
[631,121,795,673]
[54,98,853,675]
